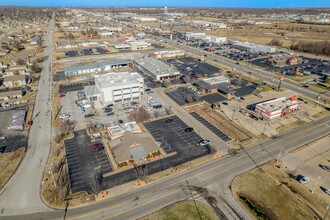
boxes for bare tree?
[165,107,173,115]
[133,163,148,181]
[16,58,25,65]
[183,75,191,84]
[153,110,160,118]
[186,94,194,103]
[193,94,200,102]
[11,40,22,50]
[163,80,172,88]
[31,63,41,73]
[129,107,151,122]
[90,171,103,195]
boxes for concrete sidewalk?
[154,88,229,155]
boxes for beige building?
[110,131,160,165]
[0,90,22,101]
[3,75,26,88]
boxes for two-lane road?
[0,14,55,215]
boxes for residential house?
[3,75,27,88]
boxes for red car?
[59,93,66,98]
[93,143,103,150]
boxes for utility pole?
[262,119,268,135]
[277,148,284,163]
[48,165,57,188]
[185,180,202,220]
[312,176,321,193]
[323,204,330,220]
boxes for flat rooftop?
[95,72,143,89]
[256,97,299,112]
[135,57,179,76]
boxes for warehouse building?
[185,32,226,43]
[195,76,230,93]
[92,72,144,105]
[151,50,185,59]
[231,41,276,53]
[133,57,180,82]
[65,60,129,75]
[255,97,301,120]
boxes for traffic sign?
[279,76,284,81]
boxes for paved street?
[0,14,55,215]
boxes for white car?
[297,176,310,184]
[124,108,133,113]
[60,113,70,119]
[198,139,210,146]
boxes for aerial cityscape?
[0,2,329,220]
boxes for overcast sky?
[1,0,330,7]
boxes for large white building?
[185,32,226,43]
[231,41,276,53]
[255,97,301,120]
[88,72,144,105]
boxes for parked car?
[124,108,133,113]
[325,188,330,196]
[184,127,194,133]
[93,143,103,150]
[198,139,210,146]
[59,93,66,98]
[296,175,310,184]
[84,113,93,118]
[319,165,330,172]
[60,113,70,119]
[107,112,114,116]
[164,118,173,123]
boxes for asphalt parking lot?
[232,80,258,97]
[250,57,330,77]
[166,87,197,106]
[190,112,231,142]
[65,129,113,194]
[0,108,28,153]
[200,93,227,104]
[167,57,220,78]
[59,82,95,93]
[65,47,108,58]
[53,72,65,82]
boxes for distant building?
[255,97,301,120]
[65,60,129,75]
[195,76,230,93]
[3,75,27,88]
[185,32,226,43]
[133,57,180,82]
[128,40,151,51]
[231,41,276,53]
[92,72,144,105]
[151,50,185,59]
[191,20,227,29]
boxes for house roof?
[3,75,26,82]
[0,90,22,97]
[110,131,159,163]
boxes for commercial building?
[109,131,160,165]
[65,60,129,75]
[195,76,230,93]
[191,21,227,29]
[231,41,276,53]
[128,40,151,51]
[255,97,301,120]
[185,32,226,43]
[93,72,144,105]
[133,57,180,82]
[151,50,185,59]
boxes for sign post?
[278,76,284,92]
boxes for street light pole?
[277,148,284,163]
[185,180,202,220]
[48,166,57,188]
[312,176,321,193]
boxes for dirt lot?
[139,199,219,220]
[232,161,325,220]
[0,147,25,189]
[184,103,252,142]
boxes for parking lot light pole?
[312,176,321,193]
[277,148,284,163]
[323,204,330,220]
[185,180,202,220]
[48,166,57,188]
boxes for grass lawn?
[232,163,319,220]
[276,119,306,133]
[0,148,25,189]
[139,200,219,220]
